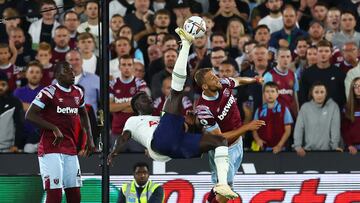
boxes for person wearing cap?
[0,71,25,153]
[308,20,325,46]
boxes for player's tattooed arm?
[79,107,95,156]
[107,130,131,166]
[25,104,63,145]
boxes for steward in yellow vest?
[118,162,164,203]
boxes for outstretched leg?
[200,133,238,199]
[162,28,194,115]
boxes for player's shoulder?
[135,77,147,87]
[40,85,57,98]
[72,85,84,96]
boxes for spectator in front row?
[0,72,24,153]
[13,61,43,153]
[109,55,148,152]
[253,82,293,153]
[294,82,341,157]
[342,77,360,155]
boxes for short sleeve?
[284,107,294,124]
[263,72,273,84]
[253,108,259,120]
[195,105,219,132]
[220,78,236,89]
[32,87,53,109]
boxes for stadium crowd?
[1,0,360,155]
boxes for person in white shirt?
[258,0,283,34]
[108,27,239,201]
[76,32,98,75]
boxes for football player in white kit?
[108,28,239,200]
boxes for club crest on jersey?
[58,98,63,103]
[130,87,136,95]
[223,89,230,97]
[116,89,121,94]
[53,178,59,185]
[74,97,80,105]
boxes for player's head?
[263,82,279,103]
[0,71,9,96]
[194,68,222,92]
[54,61,75,87]
[131,91,153,115]
[133,162,149,186]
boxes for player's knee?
[214,135,228,147]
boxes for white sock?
[214,146,229,184]
[171,41,191,91]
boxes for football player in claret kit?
[26,61,95,203]
[108,27,239,200]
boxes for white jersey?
[123,115,171,162]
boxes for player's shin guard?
[46,188,62,203]
[214,146,229,184]
[171,37,191,92]
[65,187,81,203]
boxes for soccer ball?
[183,16,206,38]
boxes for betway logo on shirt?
[218,94,235,120]
[278,89,293,95]
[57,106,78,114]
[115,97,132,103]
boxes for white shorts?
[38,153,82,190]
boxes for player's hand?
[272,145,282,154]
[255,138,266,150]
[9,146,19,153]
[83,138,96,157]
[348,145,358,155]
[52,127,64,146]
[296,147,306,157]
[246,120,266,131]
[107,151,118,166]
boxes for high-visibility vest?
[122,180,162,203]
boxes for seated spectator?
[133,59,145,80]
[36,42,54,87]
[294,82,341,156]
[77,0,101,55]
[110,37,134,80]
[28,0,60,49]
[66,50,100,114]
[264,47,299,117]
[109,14,124,44]
[188,34,208,76]
[253,82,293,153]
[60,0,87,23]
[124,0,152,35]
[13,61,44,153]
[151,48,178,98]
[153,76,193,116]
[201,13,215,49]
[308,20,325,46]
[0,43,19,92]
[51,26,71,64]
[117,25,144,64]
[10,27,37,70]
[337,41,360,76]
[345,60,360,100]
[325,7,341,34]
[77,32,99,75]
[299,40,346,108]
[226,17,246,55]
[342,77,360,155]
[62,11,81,49]
[0,72,24,153]
[332,11,360,49]
[296,45,317,80]
[269,4,308,52]
[292,36,311,74]
[212,0,249,33]
[258,0,284,34]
